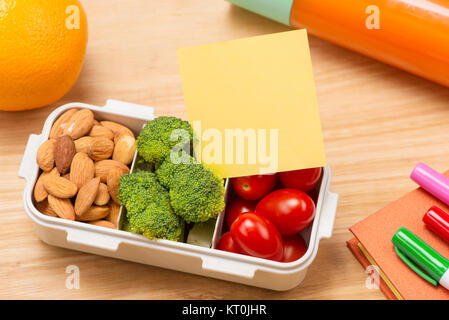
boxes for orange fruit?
[0,0,88,111]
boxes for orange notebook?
[349,171,449,300]
[347,238,397,300]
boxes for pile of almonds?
[34,108,136,229]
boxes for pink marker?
[411,163,449,205]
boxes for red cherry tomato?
[256,188,315,236]
[225,196,257,229]
[279,167,322,192]
[307,187,319,204]
[282,234,308,262]
[231,174,278,200]
[217,232,241,254]
[230,213,283,261]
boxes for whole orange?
[0,0,88,111]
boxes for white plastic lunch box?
[19,100,339,291]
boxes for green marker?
[392,227,449,290]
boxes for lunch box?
[19,100,339,291]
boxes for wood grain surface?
[2,0,449,300]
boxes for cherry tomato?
[282,234,308,263]
[225,196,257,229]
[217,232,241,254]
[307,187,319,204]
[256,188,315,236]
[279,167,322,192]
[231,174,278,200]
[230,213,283,261]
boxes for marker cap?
[392,227,449,286]
[423,206,449,244]
[227,0,294,25]
[410,162,449,206]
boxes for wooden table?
[2,0,449,300]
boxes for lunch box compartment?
[19,100,338,291]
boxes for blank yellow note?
[177,29,326,178]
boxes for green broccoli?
[122,218,139,234]
[136,116,193,166]
[118,171,184,241]
[156,152,225,223]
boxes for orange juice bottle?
[228,0,449,87]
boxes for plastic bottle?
[228,0,449,87]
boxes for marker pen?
[392,227,449,290]
[423,206,449,244]
[410,163,449,206]
[227,0,449,88]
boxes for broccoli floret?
[133,155,154,173]
[118,171,184,241]
[136,116,193,166]
[156,152,225,223]
[122,218,139,234]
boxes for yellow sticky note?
[177,29,326,178]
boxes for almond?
[100,121,134,139]
[34,168,59,202]
[36,139,56,172]
[88,220,116,229]
[43,175,78,198]
[63,173,70,180]
[63,109,95,140]
[70,152,95,189]
[112,134,136,165]
[49,109,79,139]
[34,179,48,202]
[74,136,93,154]
[35,199,58,217]
[107,167,124,204]
[88,137,114,161]
[106,201,120,226]
[93,119,99,126]
[95,160,129,182]
[54,135,76,175]
[48,195,75,220]
[75,177,100,216]
[77,205,109,221]
[113,127,135,144]
[89,125,114,140]
[74,136,115,161]
[94,183,110,206]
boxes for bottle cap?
[423,206,449,244]
[227,0,294,25]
